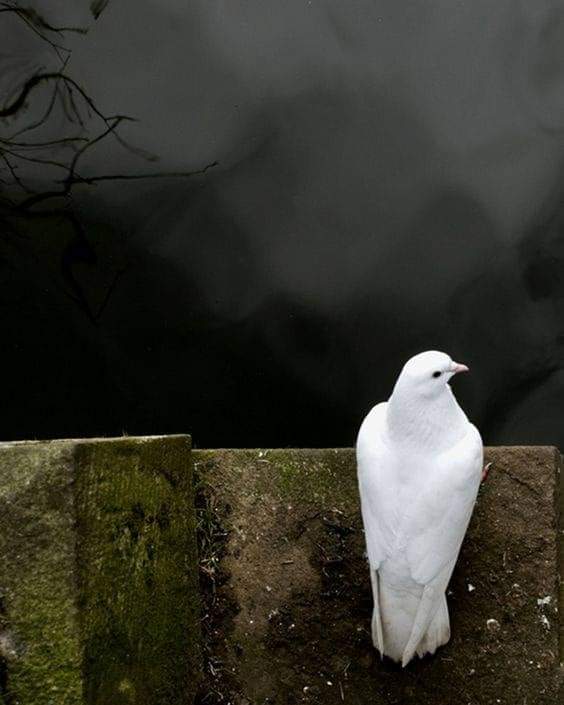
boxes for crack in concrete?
[498,467,544,499]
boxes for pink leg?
[482,462,492,482]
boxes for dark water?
[1,2,563,448]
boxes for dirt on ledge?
[193,447,561,705]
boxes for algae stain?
[117,678,135,699]
[0,595,11,705]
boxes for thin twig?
[64,161,219,185]
[0,153,33,193]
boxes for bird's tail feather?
[370,570,384,657]
[415,593,450,658]
[375,578,421,663]
[373,577,450,665]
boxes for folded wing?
[400,424,482,664]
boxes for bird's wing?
[399,423,483,664]
[402,422,483,585]
[356,402,397,570]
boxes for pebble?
[540,614,550,629]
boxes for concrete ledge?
[194,447,562,705]
[0,436,200,705]
[0,441,560,704]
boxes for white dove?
[356,350,483,666]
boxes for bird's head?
[398,350,469,400]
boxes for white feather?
[356,351,483,666]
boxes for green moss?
[192,449,360,523]
[74,436,201,705]
[228,449,360,511]
[0,436,202,705]
[0,441,83,705]
[269,449,358,506]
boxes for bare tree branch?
[1,2,218,321]
[1,136,88,149]
[63,161,220,186]
[0,71,135,123]
[7,71,64,139]
[0,3,88,34]
[1,152,32,192]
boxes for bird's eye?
[432,371,442,378]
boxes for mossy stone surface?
[0,441,83,705]
[0,435,201,705]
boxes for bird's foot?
[481,462,492,482]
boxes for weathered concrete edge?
[0,434,189,447]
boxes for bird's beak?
[451,362,469,375]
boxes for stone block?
[193,447,561,705]
[0,435,200,705]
